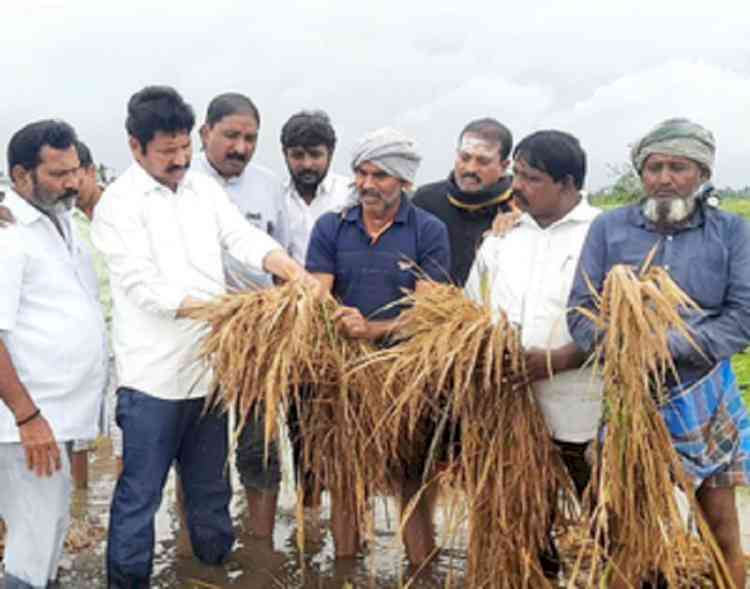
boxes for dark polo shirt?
[306,195,451,320]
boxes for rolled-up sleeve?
[91,191,188,318]
[567,216,608,354]
[0,231,23,331]
[212,183,283,273]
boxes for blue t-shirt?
[306,196,451,320]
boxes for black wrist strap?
[16,408,41,427]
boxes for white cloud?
[553,61,750,188]
[1,2,749,192]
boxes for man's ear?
[199,124,210,150]
[10,164,31,189]
[559,174,577,193]
[128,136,143,159]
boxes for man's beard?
[291,167,328,194]
[642,194,697,227]
[30,185,77,217]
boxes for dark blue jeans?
[107,388,234,588]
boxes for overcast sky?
[1,0,749,190]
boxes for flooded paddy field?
[3,438,750,588]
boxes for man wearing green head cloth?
[569,117,750,588]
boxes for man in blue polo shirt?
[306,127,451,565]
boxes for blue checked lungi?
[661,359,750,488]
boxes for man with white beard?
[568,118,750,589]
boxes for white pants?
[0,443,71,588]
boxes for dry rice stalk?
[187,282,391,552]
[569,263,733,588]
[356,282,576,588]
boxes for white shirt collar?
[194,152,242,187]
[2,189,44,225]
[519,195,600,230]
[129,160,196,195]
[285,172,339,201]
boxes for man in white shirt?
[91,86,313,588]
[279,110,354,515]
[0,120,108,588]
[465,130,602,579]
[281,110,354,265]
[194,92,289,290]
[192,92,289,544]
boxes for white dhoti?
[0,443,71,588]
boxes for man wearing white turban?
[305,127,451,565]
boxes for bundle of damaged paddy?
[187,282,392,540]
[570,263,733,588]
[359,282,575,588]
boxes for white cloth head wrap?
[350,127,421,183]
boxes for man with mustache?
[568,118,750,589]
[195,92,289,289]
[281,110,354,265]
[465,130,602,580]
[0,120,108,588]
[192,92,290,547]
[279,110,354,521]
[306,128,450,564]
[91,86,314,587]
[412,118,516,286]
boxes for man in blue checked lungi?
[568,117,750,588]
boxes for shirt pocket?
[545,248,581,312]
[684,241,728,310]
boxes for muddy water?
[6,438,750,588]
[55,438,468,589]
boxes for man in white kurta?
[0,120,107,588]
[465,130,602,578]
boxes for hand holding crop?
[334,306,371,340]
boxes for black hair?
[459,118,513,159]
[205,92,260,128]
[75,140,94,168]
[126,85,195,152]
[280,110,336,151]
[513,130,587,189]
[8,119,78,174]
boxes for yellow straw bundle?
[570,263,733,588]
[188,282,389,546]
[358,282,575,588]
